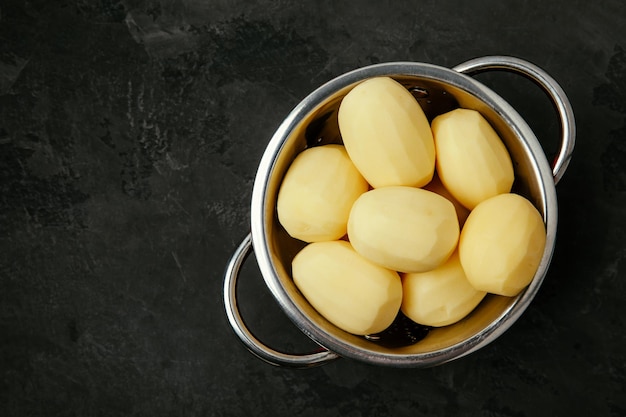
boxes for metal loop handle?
[223,233,339,368]
[453,56,576,185]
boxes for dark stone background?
[1,0,625,416]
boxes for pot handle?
[223,233,340,367]
[453,56,575,185]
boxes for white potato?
[292,240,402,335]
[459,193,547,297]
[348,186,460,273]
[277,144,369,242]
[432,108,514,210]
[402,251,486,327]
[338,77,435,188]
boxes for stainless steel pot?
[223,56,575,368]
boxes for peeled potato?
[338,77,435,188]
[432,108,514,210]
[348,186,460,273]
[423,173,471,227]
[292,240,402,335]
[459,193,547,297]
[277,144,369,242]
[402,251,486,327]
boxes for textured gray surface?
[1,0,625,416]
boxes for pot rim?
[248,60,560,367]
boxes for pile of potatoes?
[276,77,546,337]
